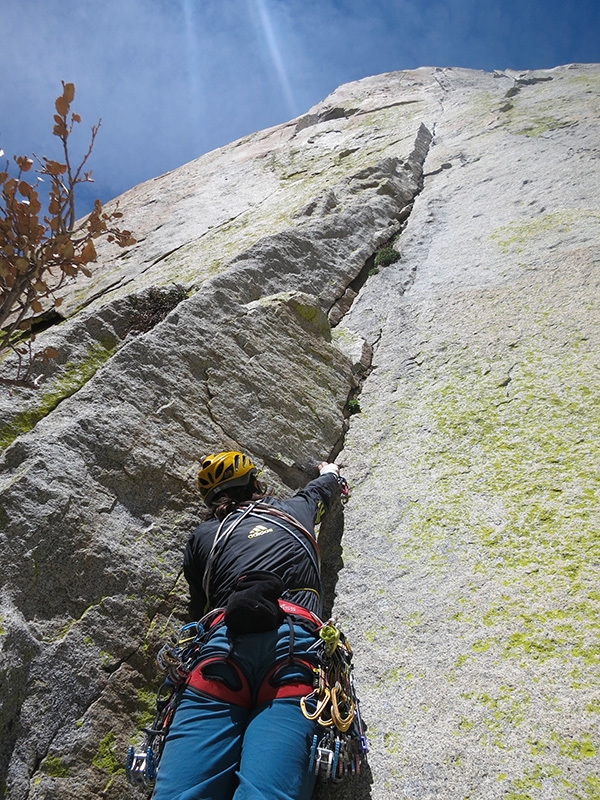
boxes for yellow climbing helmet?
[198,451,257,504]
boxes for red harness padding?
[186,653,316,709]
[277,599,322,628]
[255,657,316,706]
[186,656,253,709]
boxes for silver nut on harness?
[126,745,156,787]
[315,747,334,780]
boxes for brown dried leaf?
[53,121,68,138]
[80,240,97,262]
[55,94,68,117]
[14,156,34,172]
[60,240,74,260]
[31,299,43,313]
[18,181,31,198]
[44,160,67,176]
[63,82,75,103]
[42,346,59,360]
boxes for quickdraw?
[301,619,368,781]
[338,475,350,504]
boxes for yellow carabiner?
[330,684,355,733]
[300,687,331,721]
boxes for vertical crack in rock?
[331,123,433,418]
[317,125,434,619]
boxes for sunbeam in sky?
[182,0,205,152]
[249,0,299,118]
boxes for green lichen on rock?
[494,77,579,139]
[0,342,116,452]
[505,763,569,800]
[459,686,530,749]
[399,327,600,668]
[134,687,157,730]
[551,731,597,760]
[490,209,600,255]
[498,98,574,138]
[368,256,600,792]
[40,754,69,778]
[513,115,573,137]
[92,731,124,775]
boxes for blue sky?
[1,0,598,215]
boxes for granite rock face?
[1,64,600,800]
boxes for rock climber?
[151,450,342,800]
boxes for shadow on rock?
[318,499,345,619]
[313,761,374,800]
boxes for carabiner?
[330,685,355,732]
[300,687,331,721]
[319,624,340,656]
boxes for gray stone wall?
[1,64,599,799]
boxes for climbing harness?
[126,601,316,786]
[126,612,367,787]
[301,619,368,781]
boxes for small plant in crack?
[346,398,361,415]
[127,285,187,335]
[9,337,59,387]
[374,245,400,269]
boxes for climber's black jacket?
[184,472,339,620]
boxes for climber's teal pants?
[152,621,318,800]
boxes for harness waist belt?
[207,599,321,632]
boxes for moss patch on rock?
[0,342,116,452]
[92,731,124,776]
[40,754,69,778]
